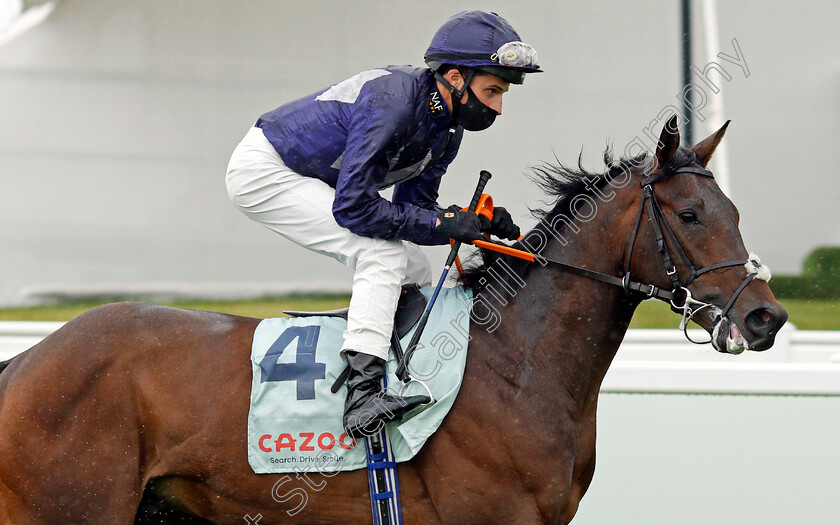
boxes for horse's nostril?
[745,308,775,337]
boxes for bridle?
[473,161,771,353]
[620,162,765,348]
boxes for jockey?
[225,10,541,438]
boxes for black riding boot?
[342,351,430,439]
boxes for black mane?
[530,148,644,225]
[460,145,701,296]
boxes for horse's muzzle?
[712,303,788,354]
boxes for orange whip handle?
[452,193,534,269]
[452,193,496,274]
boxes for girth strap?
[363,376,404,525]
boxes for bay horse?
[0,119,787,524]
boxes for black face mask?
[455,84,498,131]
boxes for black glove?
[436,210,484,242]
[482,207,520,240]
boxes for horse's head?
[626,116,787,353]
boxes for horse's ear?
[692,120,731,166]
[655,114,680,170]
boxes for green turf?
[0,295,836,330]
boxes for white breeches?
[225,127,433,360]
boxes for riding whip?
[396,170,492,382]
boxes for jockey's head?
[425,11,542,131]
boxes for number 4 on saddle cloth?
[246,284,472,474]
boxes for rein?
[473,239,680,302]
[472,163,768,351]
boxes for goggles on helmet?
[424,11,542,85]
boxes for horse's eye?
[678,211,699,224]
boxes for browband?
[641,165,714,187]
[675,166,714,178]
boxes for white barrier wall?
[576,393,840,525]
[0,321,62,360]
[2,323,839,524]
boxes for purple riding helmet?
[424,11,542,130]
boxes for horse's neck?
[469,221,639,415]
[438,230,640,523]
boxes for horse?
[0,118,787,524]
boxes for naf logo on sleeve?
[428,91,445,115]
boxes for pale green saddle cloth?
[247,286,472,474]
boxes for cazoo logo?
[258,431,356,452]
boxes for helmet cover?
[424,10,542,84]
